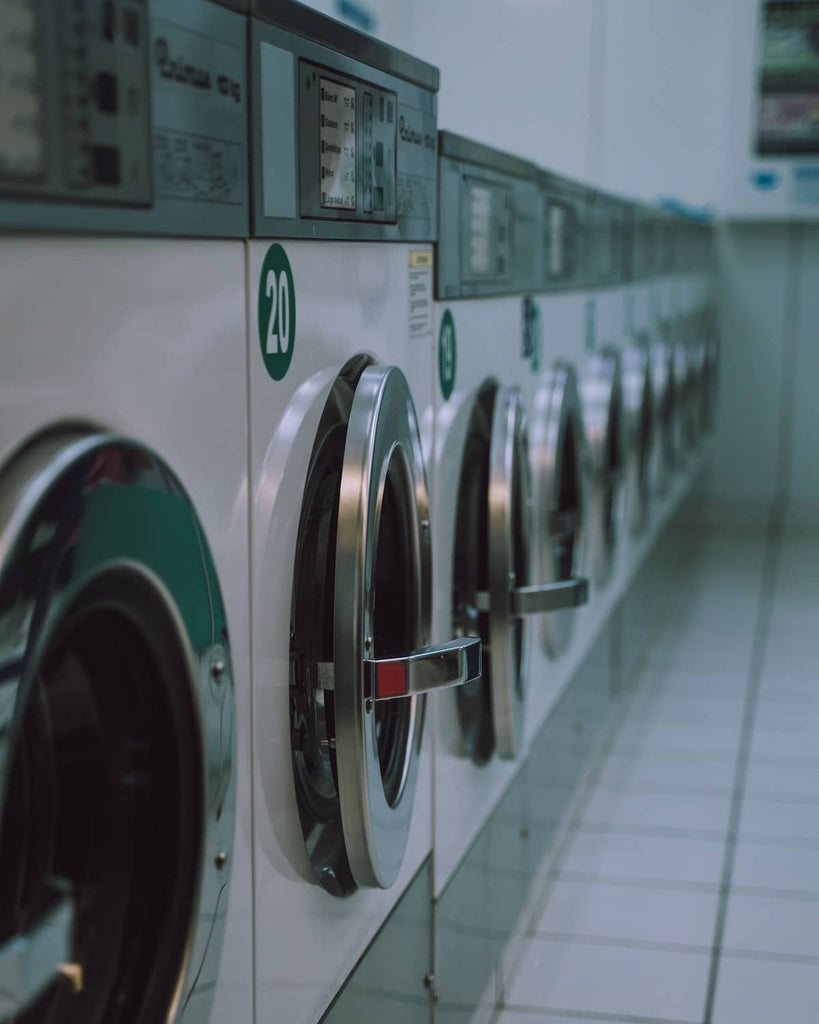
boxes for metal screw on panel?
[215,850,229,870]
[211,658,226,682]
[421,518,430,531]
[424,973,439,1003]
[364,636,373,651]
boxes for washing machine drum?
[0,431,235,1024]
[289,360,480,896]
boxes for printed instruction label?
[320,77,356,210]
[409,250,433,337]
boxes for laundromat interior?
[2,1,819,1022]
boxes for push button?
[91,145,121,185]
[95,72,118,113]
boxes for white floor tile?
[738,797,819,844]
[494,1014,633,1024]
[732,841,819,894]
[642,668,748,697]
[506,937,709,1022]
[559,830,726,887]
[712,954,819,1023]
[535,878,719,947]
[750,722,819,760]
[596,750,736,793]
[752,702,819,732]
[580,787,731,834]
[723,890,819,957]
[613,719,741,758]
[743,758,819,800]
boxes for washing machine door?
[581,348,624,586]
[622,342,653,536]
[702,306,720,433]
[649,340,674,496]
[290,362,481,895]
[530,364,589,659]
[0,430,234,1024]
[672,341,690,458]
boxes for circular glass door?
[622,342,653,536]
[289,358,480,895]
[0,429,235,1024]
[581,348,624,586]
[531,363,587,658]
[649,340,674,496]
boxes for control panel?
[0,0,152,206]
[538,175,585,292]
[251,13,438,242]
[461,178,513,282]
[0,0,249,236]
[298,62,397,223]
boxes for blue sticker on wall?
[750,170,781,191]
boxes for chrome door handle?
[365,636,482,701]
[474,577,589,617]
[0,891,75,1017]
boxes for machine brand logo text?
[398,114,435,153]
[155,37,242,104]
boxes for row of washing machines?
[0,1,716,1023]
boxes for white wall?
[407,0,598,182]
[594,0,732,207]
[703,224,819,527]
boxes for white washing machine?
[520,170,595,740]
[431,134,590,1019]
[0,2,251,1022]
[432,134,589,893]
[246,11,479,1023]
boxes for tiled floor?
[496,529,819,1024]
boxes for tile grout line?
[701,527,782,1023]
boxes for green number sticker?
[584,296,597,353]
[258,244,296,381]
[438,309,456,401]
[531,302,542,373]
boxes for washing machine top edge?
[250,14,438,241]
[251,0,439,92]
[0,0,249,239]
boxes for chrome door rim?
[0,428,234,1024]
[531,363,585,658]
[581,347,623,586]
[622,343,653,535]
[333,365,427,890]
[486,386,530,759]
[650,340,674,495]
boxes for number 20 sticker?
[258,244,296,380]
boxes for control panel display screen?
[0,0,45,180]
[320,77,356,210]
[463,178,512,280]
[756,1,819,154]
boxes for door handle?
[312,636,482,702]
[0,889,75,1018]
[474,576,589,617]
[365,636,482,700]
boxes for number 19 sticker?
[258,244,296,380]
